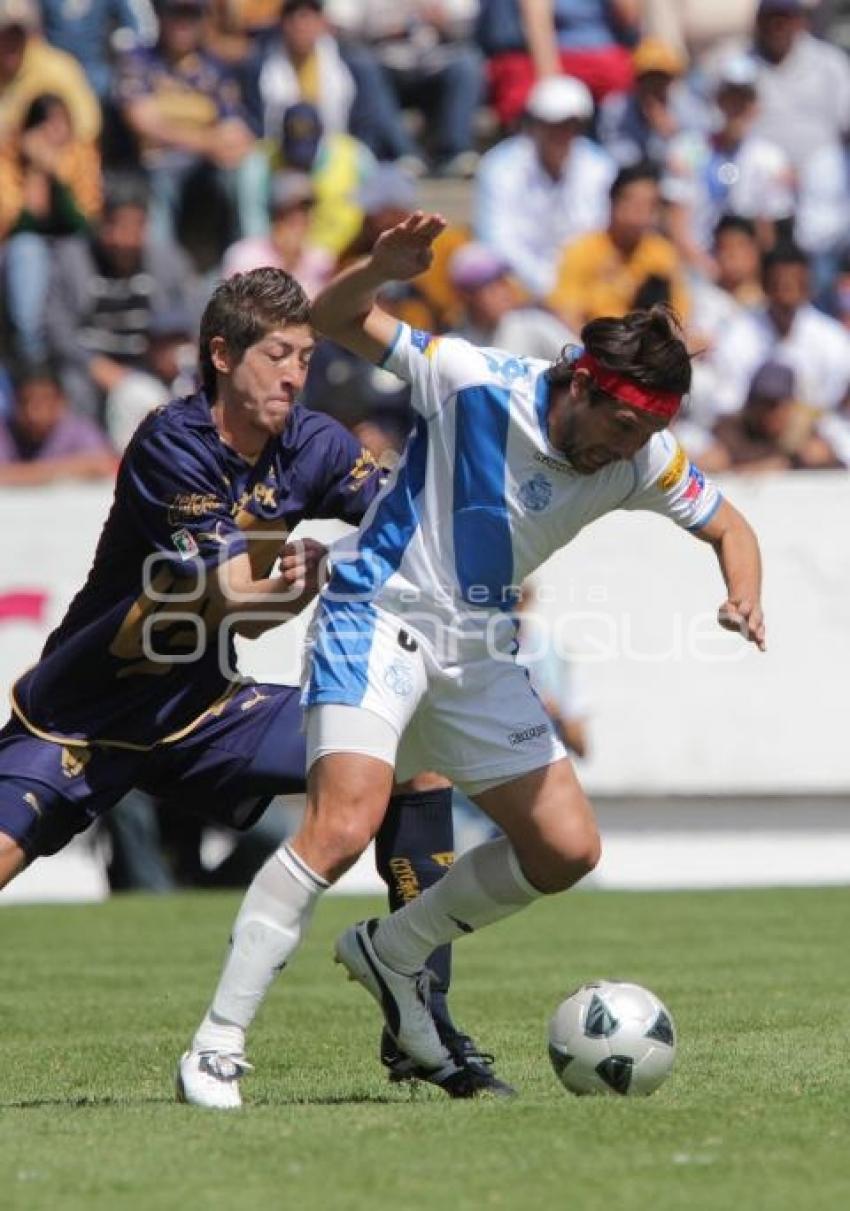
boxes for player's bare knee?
[0,831,27,890]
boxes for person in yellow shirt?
[0,0,101,144]
[548,162,689,332]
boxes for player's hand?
[371,211,447,281]
[278,538,329,593]
[718,598,766,651]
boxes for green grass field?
[2,887,849,1211]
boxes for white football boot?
[334,919,460,1080]
[175,1050,253,1110]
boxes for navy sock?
[374,787,456,1031]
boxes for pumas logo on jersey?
[23,791,42,817]
[518,472,553,513]
[61,746,92,779]
[384,661,414,697]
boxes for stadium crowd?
[1,0,850,480]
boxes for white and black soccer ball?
[548,980,677,1096]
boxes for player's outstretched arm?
[693,499,766,651]
[310,211,447,364]
[209,539,328,640]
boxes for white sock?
[371,835,542,976]
[192,843,328,1055]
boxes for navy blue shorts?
[0,683,307,860]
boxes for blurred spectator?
[221,169,333,294]
[548,161,688,331]
[116,0,263,257]
[665,53,794,277]
[826,249,850,330]
[45,175,198,422]
[250,0,356,141]
[268,101,375,257]
[751,0,850,173]
[474,75,615,299]
[448,242,575,359]
[0,362,115,485]
[702,360,824,472]
[104,305,198,451]
[597,37,695,169]
[1,94,102,364]
[476,0,639,129]
[327,0,483,176]
[205,0,283,65]
[341,163,468,332]
[795,138,850,300]
[690,215,765,336]
[643,0,758,63]
[683,216,766,448]
[40,0,157,100]
[0,0,101,144]
[709,242,850,419]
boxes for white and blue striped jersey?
[323,322,721,648]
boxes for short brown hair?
[199,268,311,399]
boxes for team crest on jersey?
[518,472,553,513]
[655,443,687,492]
[171,527,200,561]
[384,661,414,697]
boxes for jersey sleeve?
[309,421,385,524]
[621,430,723,531]
[123,424,247,575]
[379,321,486,418]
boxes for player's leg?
[334,654,601,1079]
[374,773,515,1095]
[0,831,27,889]
[175,689,399,1107]
[0,718,141,891]
[337,759,600,1077]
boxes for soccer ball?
[548,980,677,1096]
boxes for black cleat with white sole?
[380,1023,517,1099]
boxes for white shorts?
[302,600,567,793]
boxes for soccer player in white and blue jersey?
[183,213,766,1099]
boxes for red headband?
[573,352,681,419]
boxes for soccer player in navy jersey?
[0,268,509,1104]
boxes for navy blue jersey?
[12,393,382,748]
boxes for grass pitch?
[2,886,849,1211]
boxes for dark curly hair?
[199,267,311,399]
[547,305,692,401]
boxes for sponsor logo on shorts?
[518,472,552,513]
[23,791,42,817]
[171,527,200,561]
[384,661,414,697]
[507,723,550,746]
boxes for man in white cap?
[474,75,615,299]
